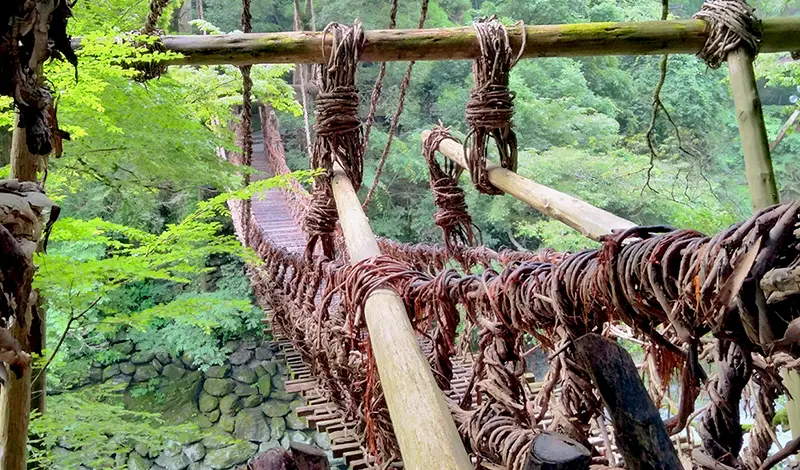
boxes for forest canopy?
[0,0,797,467]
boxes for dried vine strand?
[303,22,365,260]
[361,0,431,210]
[142,0,170,35]
[421,124,478,268]
[464,16,525,195]
[694,0,762,69]
[362,0,400,150]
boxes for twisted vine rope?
[129,0,171,81]
[465,17,525,195]
[231,194,800,469]
[422,125,478,268]
[694,0,761,68]
[303,22,365,260]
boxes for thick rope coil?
[304,22,365,261]
[694,0,762,69]
[465,17,525,195]
[126,0,172,81]
[742,360,782,470]
[422,125,479,268]
[696,340,752,469]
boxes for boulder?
[234,407,271,442]
[195,414,213,429]
[133,364,159,382]
[280,436,290,450]
[110,374,132,387]
[156,351,171,364]
[131,351,156,365]
[254,347,272,361]
[183,442,206,463]
[205,441,258,469]
[235,384,257,397]
[102,364,120,381]
[263,360,278,376]
[285,410,306,430]
[206,409,220,423]
[229,348,253,366]
[231,366,257,384]
[181,352,198,370]
[241,394,263,408]
[134,442,150,457]
[241,339,257,350]
[88,367,102,382]
[203,378,234,397]
[162,363,187,381]
[270,417,286,441]
[218,414,235,433]
[253,365,267,377]
[270,391,296,402]
[127,452,151,470]
[224,340,240,351]
[258,440,281,453]
[271,375,285,391]
[154,449,190,470]
[312,431,330,450]
[205,365,230,379]
[289,431,311,445]
[151,358,164,373]
[289,399,305,411]
[261,401,290,418]
[198,393,218,413]
[202,430,235,450]
[112,341,134,355]
[119,362,136,375]
[219,394,239,415]
[256,375,272,397]
[188,463,213,470]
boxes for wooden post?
[9,115,39,182]
[330,163,472,470]
[422,130,636,241]
[71,17,800,67]
[0,123,42,470]
[727,48,779,210]
[573,334,681,470]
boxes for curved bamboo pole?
[421,130,636,240]
[330,163,472,470]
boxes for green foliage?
[29,386,198,469]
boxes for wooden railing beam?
[73,17,800,66]
[330,163,473,470]
[422,130,636,241]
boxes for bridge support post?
[330,163,472,470]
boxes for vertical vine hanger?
[303,22,365,260]
[464,17,525,196]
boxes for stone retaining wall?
[60,337,344,470]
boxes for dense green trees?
[0,0,797,465]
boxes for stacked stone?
[70,337,340,470]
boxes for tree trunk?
[0,129,10,167]
[172,0,191,34]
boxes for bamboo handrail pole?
[73,17,800,66]
[422,130,636,240]
[330,162,472,470]
[727,48,780,211]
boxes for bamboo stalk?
[330,163,472,470]
[728,48,780,211]
[72,17,800,66]
[422,130,636,240]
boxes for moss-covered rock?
[205,365,230,379]
[205,441,257,469]
[125,370,203,425]
[198,393,218,413]
[203,378,235,397]
[256,375,272,397]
